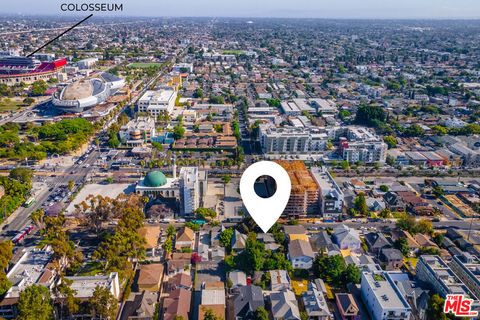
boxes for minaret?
[173,155,177,179]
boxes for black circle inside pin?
[254,175,277,199]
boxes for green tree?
[394,237,410,256]
[9,167,33,187]
[254,306,269,320]
[313,253,346,286]
[379,185,389,192]
[68,179,75,192]
[353,193,369,216]
[219,228,234,252]
[342,263,361,285]
[31,209,45,228]
[173,124,185,140]
[195,207,217,220]
[31,80,48,96]
[383,136,397,149]
[203,308,223,320]
[355,105,386,127]
[166,225,176,238]
[427,294,453,320]
[89,285,118,320]
[416,219,433,235]
[17,284,53,320]
[396,213,417,234]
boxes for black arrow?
[27,14,93,57]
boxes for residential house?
[136,263,163,292]
[167,253,192,275]
[288,239,315,269]
[163,288,191,320]
[310,231,341,256]
[175,227,195,251]
[302,279,333,320]
[364,232,391,256]
[335,293,360,320]
[390,230,420,256]
[380,248,404,271]
[383,192,406,212]
[270,270,291,291]
[119,291,158,320]
[231,230,247,252]
[270,290,301,320]
[333,225,362,252]
[231,285,264,320]
[138,226,161,257]
[228,271,247,289]
[166,273,192,292]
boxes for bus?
[24,197,35,208]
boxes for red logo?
[443,294,478,317]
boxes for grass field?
[222,50,244,55]
[128,62,163,68]
[0,99,26,112]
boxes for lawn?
[0,99,26,112]
[222,50,244,55]
[128,62,163,68]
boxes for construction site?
[276,160,319,218]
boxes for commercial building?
[416,255,478,301]
[277,161,319,217]
[259,125,330,155]
[310,167,344,219]
[138,87,177,116]
[360,271,411,320]
[119,116,156,147]
[337,127,387,164]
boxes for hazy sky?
[1,0,480,19]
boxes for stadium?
[52,72,125,113]
[0,56,67,85]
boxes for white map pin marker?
[240,161,292,233]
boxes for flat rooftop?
[363,272,410,310]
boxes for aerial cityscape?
[0,4,480,320]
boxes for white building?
[259,124,331,154]
[288,240,315,270]
[65,272,120,300]
[361,271,411,320]
[338,127,387,164]
[416,255,477,300]
[77,57,98,69]
[138,87,177,116]
[179,167,203,216]
[119,116,156,146]
[172,63,193,73]
[310,168,344,219]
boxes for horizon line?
[0,13,480,21]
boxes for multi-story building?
[337,127,387,164]
[450,254,480,302]
[360,271,411,320]
[138,87,177,116]
[416,255,477,301]
[0,247,57,319]
[119,116,156,147]
[259,125,330,154]
[179,167,207,216]
[277,161,319,217]
[310,167,344,219]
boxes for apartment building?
[310,167,344,219]
[337,127,387,164]
[450,254,480,302]
[259,125,330,154]
[179,167,206,216]
[277,161,319,217]
[360,271,411,320]
[138,87,177,116]
[416,255,477,301]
